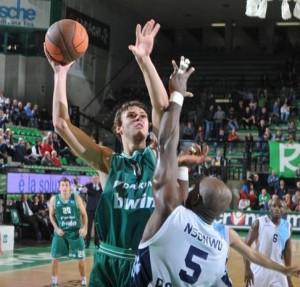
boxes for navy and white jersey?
[131,206,230,287]
[251,215,291,275]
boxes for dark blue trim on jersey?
[131,246,152,287]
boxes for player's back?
[132,205,229,287]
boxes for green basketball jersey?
[54,193,81,231]
[95,146,156,250]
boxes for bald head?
[200,177,232,214]
[186,177,232,223]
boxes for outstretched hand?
[43,43,74,74]
[128,19,160,59]
[178,144,211,167]
[244,267,254,287]
[168,56,195,96]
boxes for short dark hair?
[113,101,149,137]
[59,177,70,184]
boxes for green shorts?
[51,230,85,260]
[89,242,136,287]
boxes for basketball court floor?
[1,237,300,287]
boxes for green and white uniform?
[51,193,85,259]
[89,147,156,287]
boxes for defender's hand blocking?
[128,19,160,59]
[178,144,211,167]
[169,56,195,96]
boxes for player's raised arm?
[129,19,169,135]
[44,46,113,173]
[230,229,300,278]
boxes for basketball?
[45,19,89,65]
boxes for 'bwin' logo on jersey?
[114,193,155,210]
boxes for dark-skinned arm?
[244,219,259,287]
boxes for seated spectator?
[12,138,27,163]
[15,194,42,241]
[194,125,204,144]
[280,101,290,122]
[271,99,280,124]
[259,107,271,125]
[242,106,255,129]
[292,189,300,210]
[213,105,226,131]
[248,183,258,209]
[274,179,288,199]
[210,149,226,180]
[0,136,8,164]
[227,106,239,131]
[267,170,279,191]
[273,129,284,142]
[238,191,250,210]
[31,139,42,163]
[283,193,293,212]
[41,151,53,166]
[227,128,239,153]
[51,150,61,167]
[182,121,195,140]
[287,120,296,138]
[0,108,8,129]
[258,188,271,210]
[287,132,295,143]
[40,137,53,156]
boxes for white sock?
[51,276,58,284]
[81,277,87,284]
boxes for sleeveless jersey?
[132,206,230,287]
[95,147,156,249]
[54,193,81,231]
[251,215,291,273]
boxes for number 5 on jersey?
[179,245,208,284]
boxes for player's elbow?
[53,117,69,135]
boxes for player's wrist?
[170,91,184,106]
[177,166,189,181]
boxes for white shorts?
[250,268,288,287]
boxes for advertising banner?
[0,0,51,29]
[7,172,91,194]
[269,141,300,178]
[216,210,300,231]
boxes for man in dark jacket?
[84,176,102,248]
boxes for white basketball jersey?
[132,206,230,287]
[251,215,291,274]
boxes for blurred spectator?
[283,193,293,212]
[292,190,300,211]
[12,138,27,163]
[31,139,42,163]
[10,99,21,125]
[242,106,255,129]
[40,137,53,156]
[0,108,8,129]
[271,99,280,124]
[15,194,42,241]
[258,188,271,210]
[238,191,250,210]
[248,183,257,209]
[287,120,296,138]
[204,105,214,140]
[274,179,288,199]
[227,106,239,130]
[23,102,33,126]
[194,125,204,144]
[213,105,226,131]
[227,129,239,153]
[182,121,195,140]
[280,100,290,122]
[51,150,61,167]
[273,129,284,142]
[210,149,226,180]
[0,136,8,164]
[267,170,279,191]
[41,151,53,166]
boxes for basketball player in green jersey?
[49,177,88,287]
[45,19,170,287]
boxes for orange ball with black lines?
[45,19,89,65]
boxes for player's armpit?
[54,117,113,173]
